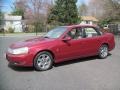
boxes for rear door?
[80,26,102,56]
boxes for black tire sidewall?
[34,51,53,71]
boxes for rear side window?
[84,27,99,38]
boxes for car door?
[80,26,102,56]
[57,27,85,62]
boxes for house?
[80,16,98,25]
[4,14,23,32]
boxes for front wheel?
[34,51,53,71]
[98,44,108,59]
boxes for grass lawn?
[0,32,46,36]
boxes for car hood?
[10,37,55,49]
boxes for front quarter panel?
[29,40,59,62]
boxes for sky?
[1,0,89,13]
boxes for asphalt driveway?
[0,35,120,90]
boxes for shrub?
[8,27,14,33]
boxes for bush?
[8,27,14,33]
[0,28,4,33]
[34,22,44,32]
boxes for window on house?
[86,21,90,24]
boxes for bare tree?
[11,0,28,16]
[87,0,105,18]
[87,0,120,21]
[103,0,120,20]
[42,1,53,31]
[25,0,53,32]
[78,3,88,16]
[12,0,53,32]
[14,0,28,11]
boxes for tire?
[34,51,53,71]
[98,44,108,59]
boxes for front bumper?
[6,53,33,67]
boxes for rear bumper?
[109,39,115,51]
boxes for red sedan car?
[6,25,115,71]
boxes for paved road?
[0,36,120,90]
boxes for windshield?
[44,27,67,38]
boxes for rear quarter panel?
[101,33,115,51]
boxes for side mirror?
[62,36,72,41]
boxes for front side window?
[67,28,82,39]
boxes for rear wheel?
[34,51,53,71]
[98,44,108,59]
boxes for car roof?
[59,24,97,28]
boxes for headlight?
[8,47,29,55]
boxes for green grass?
[0,32,46,36]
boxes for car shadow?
[54,56,98,67]
[8,64,34,72]
[54,53,112,67]
[8,54,112,72]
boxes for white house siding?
[12,21,22,32]
[4,14,23,32]
[81,21,93,25]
